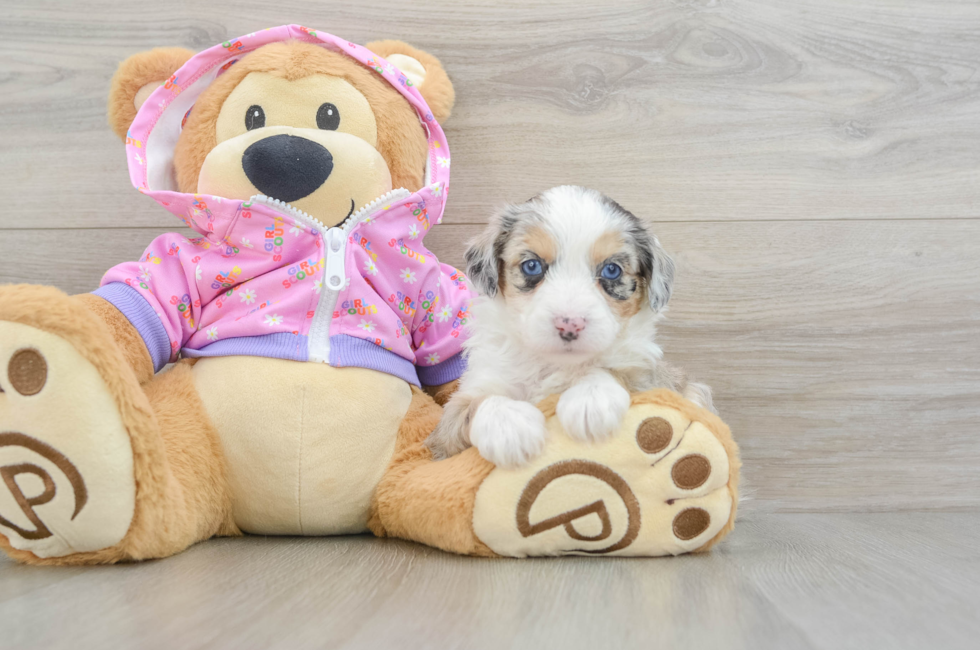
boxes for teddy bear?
[0,25,740,564]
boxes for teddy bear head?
[107,37,454,226]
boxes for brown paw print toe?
[672,507,710,540]
[671,454,711,490]
[7,349,48,396]
[636,416,672,454]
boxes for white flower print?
[400,268,417,284]
[195,265,202,281]
[290,223,304,236]
[408,224,419,240]
[313,279,322,294]
[239,288,256,304]
[134,154,144,166]
[240,237,253,248]
[138,265,152,283]
[437,156,450,168]
[206,326,219,341]
[358,319,377,333]
[431,183,443,196]
[437,306,452,323]
[364,259,378,276]
[425,353,441,365]
[264,313,283,326]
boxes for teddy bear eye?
[245,105,265,131]
[316,103,340,131]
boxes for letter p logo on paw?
[0,433,87,541]
[515,460,640,554]
[472,399,736,557]
[0,322,135,559]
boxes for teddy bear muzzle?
[197,125,393,225]
[242,134,334,203]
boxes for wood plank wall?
[1,0,978,512]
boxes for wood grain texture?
[1,0,979,508]
[1,2,980,646]
[1,0,980,228]
[0,511,978,650]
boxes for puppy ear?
[464,224,502,297]
[634,226,675,312]
[465,205,522,297]
[107,47,195,140]
[365,40,455,123]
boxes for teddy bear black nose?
[242,134,334,202]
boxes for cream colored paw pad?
[0,322,135,558]
[472,401,734,557]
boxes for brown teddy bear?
[0,25,739,564]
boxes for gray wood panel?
[2,221,978,512]
[1,0,980,229]
[0,511,978,650]
[2,1,980,646]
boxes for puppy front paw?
[470,396,548,468]
[557,373,630,443]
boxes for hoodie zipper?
[249,189,411,362]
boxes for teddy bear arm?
[72,293,155,383]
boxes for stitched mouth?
[333,198,355,227]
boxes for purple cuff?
[416,352,467,386]
[182,332,308,362]
[329,334,420,386]
[93,283,171,372]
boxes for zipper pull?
[325,227,346,291]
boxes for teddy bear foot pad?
[0,321,136,558]
[472,393,737,557]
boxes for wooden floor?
[1,509,977,650]
[0,1,979,648]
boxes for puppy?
[426,185,712,467]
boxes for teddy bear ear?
[365,40,455,123]
[107,47,195,140]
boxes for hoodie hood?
[124,24,451,235]
[101,26,471,386]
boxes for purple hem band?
[329,334,420,386]
[416,351,467,386]
[181,332,309,362]
[93,283,171,372]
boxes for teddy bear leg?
[369,387,499,556]
[469,389,740,557]
[133,359,241,557]
[0,286,237,565]
[372,387,740,558]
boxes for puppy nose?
[243,134,333,202]
[554,316,587,342]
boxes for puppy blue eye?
[601,263,622,280]
[521,259,544,276]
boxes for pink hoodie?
[95,25,474,386]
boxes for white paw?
[470,396,548,468]
[557,373,630,443]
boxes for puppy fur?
[427,185,713,467]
